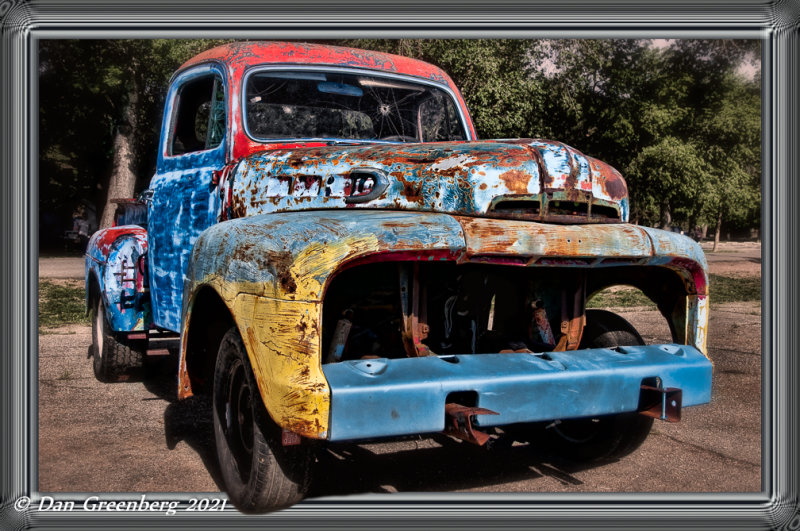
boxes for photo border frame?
[1,0,796,528]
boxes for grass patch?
[587,287,654,309]
[588,274,761,309]
[709,274,761,303]
[39,280,89,329]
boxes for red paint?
[92,226,147,258]
[178,42,476,162]
[667,257,708,295]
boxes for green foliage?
[587,287,655,309]
[39,39,231,237]
[335,39,546,139]
[39,38,761,240]
[39,281,89,329]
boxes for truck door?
[147,64,227,332]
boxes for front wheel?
[535,309,653,462]
[212,328,311,513]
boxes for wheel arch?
[585,263,708,355]
[180,284,235,397]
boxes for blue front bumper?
[322,344,712,441]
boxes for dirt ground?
[37,242,762,500]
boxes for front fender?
[180,210,466,438]
[180,210,709,440]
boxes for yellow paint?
[288,234,381,300]
[180,217,713,440]
[180,235,383,439]
[233,294,330,439]
[688,294,710,357]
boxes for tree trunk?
[712,209,723,252]
[99,81,139,229]
[659,199,672,230]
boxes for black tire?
[91,297,144,382]
[535,309,653,462]
[213,327,311,513]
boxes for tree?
[40,38,760,244]
[626,137,709,229]
[334,39,546,139]
[39,39,230,234]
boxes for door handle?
[139,189,155,203]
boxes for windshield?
[245,70,468,143]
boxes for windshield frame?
[241,65,473,144]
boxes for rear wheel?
[212,327,311,513]
[91,297,144,382]
[536,309,653,462]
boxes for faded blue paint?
[113,202,147,227]
[322,344,712,441]
[229,140,629,223]
[185,210,466,303]
[639,226,708,271]
[185,210,711,304]
[148,63,228,332]
[85,226,152,332]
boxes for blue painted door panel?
[322,344,712,441]
[148,64,226,332]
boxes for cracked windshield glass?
[245,71,467,143]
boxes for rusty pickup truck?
[85,41,712,512]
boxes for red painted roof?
[180,41,452,85]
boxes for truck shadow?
[140,354,226,491]
[144,354,607,497]
[307,435,590,498]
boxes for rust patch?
[230,242,255,262]
[499,170,532,194]
[603,172,627,200]
[259,250,297,294]
[591,158,628,200]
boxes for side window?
[170,74,225,156]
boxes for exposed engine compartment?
[321,262,657,363]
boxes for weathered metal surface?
[148,63,228,332]
[178,41,476,161]
[177,209,711,439]
[179,211,467,438]
[227,140,629,223]
[399,263,434,357]
[639,385,682,422]
[532,301,556,346]
[85,226,151,332]
[87,41,714,453]
[321,345,712,441]
[454,217,709,354]
[185,211,466,302]
[325,311,353,364]
[443,403,499,446]
[111,198,148,227]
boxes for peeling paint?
[87,42,712,453]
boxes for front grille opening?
[548,200,589,216]
[592,204,620,220]
[323,262,578,363]
[322,262,683,364]
[491,200,541,216]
